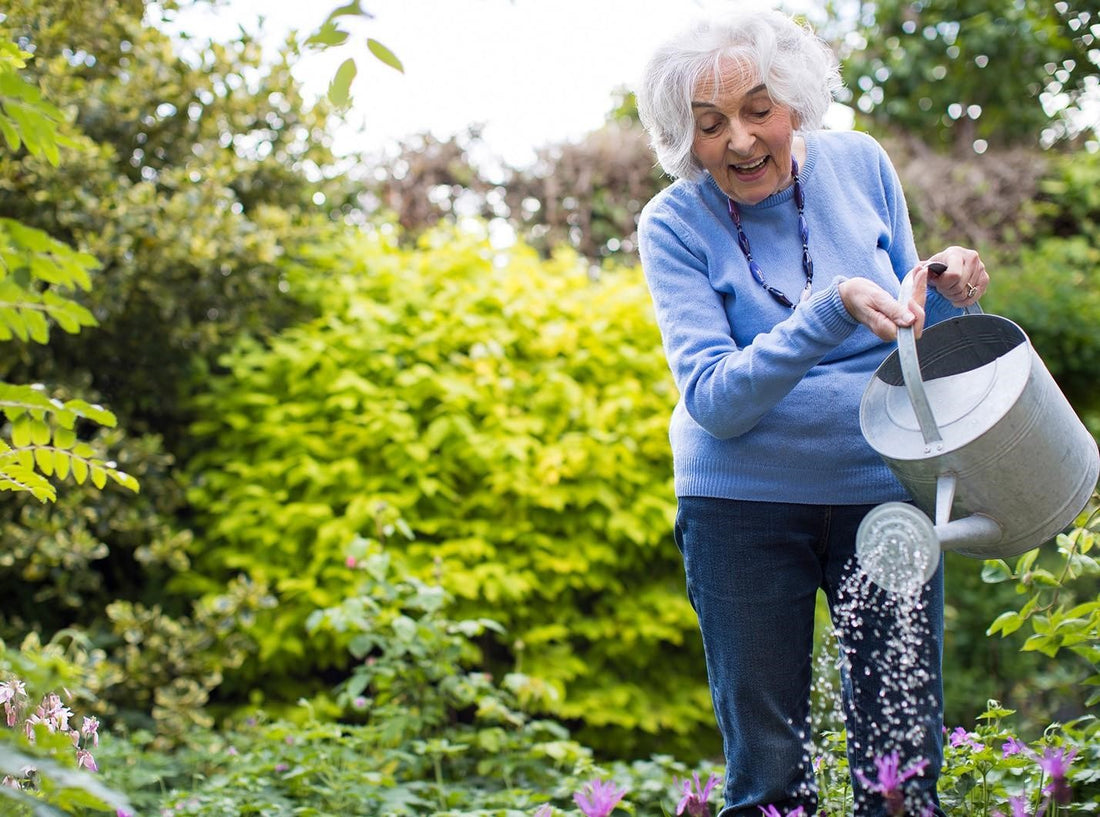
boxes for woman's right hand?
[838,265,928,342]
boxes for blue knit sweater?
[638,129,959,505]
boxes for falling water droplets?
[807,553,942,815]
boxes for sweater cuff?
[806,277,859,339]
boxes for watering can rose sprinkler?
[856,264,1100,595]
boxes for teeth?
[734,157,768,172]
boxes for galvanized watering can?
[856,269,1100,594]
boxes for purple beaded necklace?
[726,157,813,309]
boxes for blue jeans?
[675,497,945,817]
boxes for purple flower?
[855,751,929,816]
[992,794,1043,817]
[759,806,806,817]
[573,778,627,817]
[948,727,985,751]
[1037,746,1077,805]
[676,772,721,817]
[1002,737,1027,758]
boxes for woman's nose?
[725,121,754,154]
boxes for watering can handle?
[896,263,983,446]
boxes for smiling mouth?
[732,156,769,173]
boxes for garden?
[1,0,1099,815]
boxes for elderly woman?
[635,10,988,817]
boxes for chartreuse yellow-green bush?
[184,224,717,758]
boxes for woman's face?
[691,59,798,205]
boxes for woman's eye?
[699,121,723,135]
[749,108,771,119]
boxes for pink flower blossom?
[992,794,1042,817]
[948,727,985,751]
[759,806,806,817]
[855,751,929,816]
[76,749,98,772]
[1002,737,1027,758]
[1037,746,1077,805]
[573,778,627,817]
[0,680,26,705]
[81,716,100,747]
[675,772,721,817]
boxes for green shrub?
[96,538,716,816]
[980,151,1100,414]
[183,225,712,758]
[984,494,1100,736]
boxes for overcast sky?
[167,0,821,166]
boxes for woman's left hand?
[926,245,989,307]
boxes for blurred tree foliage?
[840,0,1100,152]
[1,0,352,441]
[360,88,662,266]
[0,0,353,740]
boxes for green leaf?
[367,39,404,73]
[980,559,1012,583]
[326,0,363,19]
[33,446,53,475]
[1014,548,1040,577]
[987,611,1023,638]
[109,468,139,493]
[30,416,51,446]
[23,307,50,343]
[53,426,76,449]
[328,58,358,108]
[0,460,56,501]
[62,399,117,427]
[11,413,32,447]
[53,450,70,480]
[306,22,349,48]
[0,116,19,151]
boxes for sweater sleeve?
[638,204,860,440]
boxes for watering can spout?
[934,514,1003,555]
[854,500,1006,596]
[930,471,1004,554]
